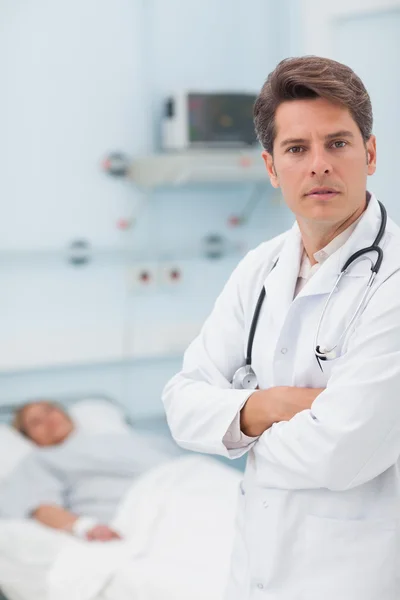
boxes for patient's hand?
[86,525,122,542]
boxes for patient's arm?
[33,504,78,531]
[32,504,121,541]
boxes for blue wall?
[2,2,398,419]
[333,8,400,215]
[0,0,296,416]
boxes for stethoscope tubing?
[237,201,387,385]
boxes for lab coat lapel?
[265,223,303,335]
[295,252,343,299]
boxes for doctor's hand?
[86,524,122,542]
[240,386,324,437]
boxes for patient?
[0,401,177,542]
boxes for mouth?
[305,187,340,201]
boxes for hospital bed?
[0,394,243,600]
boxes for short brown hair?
[254,55,373,154]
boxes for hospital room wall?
[2,1,398,420]
[0,0,297,417]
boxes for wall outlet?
[127,262,158,292]
[159,262,183,287]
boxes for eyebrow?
[280,130,355,148]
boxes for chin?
[307,204,342,221]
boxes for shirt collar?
[314,215,363,264]
[299,212,364,278]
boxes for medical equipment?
[161,91,257,150]
[232,201,387,388]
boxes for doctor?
[162,56,400,599]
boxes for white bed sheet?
[0,519,67,600]
[0,455,242,600]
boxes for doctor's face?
[262,97,377,225]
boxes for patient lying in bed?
[0,401,178,543]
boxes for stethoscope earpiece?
[315,346,338,361]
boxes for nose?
[309,149,332,177]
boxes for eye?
[331,140,347,149]
[287,146,304,154]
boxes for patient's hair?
[254,55,373,154]
[13,400,64,437]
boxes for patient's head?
[13,401,74,446]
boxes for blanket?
[0,455,241,600]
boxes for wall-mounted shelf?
[128,148,267,188]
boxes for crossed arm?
[163,257,400,491]
[239,386,324,437]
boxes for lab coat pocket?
[301,514,398,600]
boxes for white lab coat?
[162,194,400,600]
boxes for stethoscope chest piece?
[232,364,258,390]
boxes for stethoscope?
[232,201,387,389]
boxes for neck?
[297,201,367,266]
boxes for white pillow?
[68,398,131,435]
[0,424,34,482]
[0,399,129,482]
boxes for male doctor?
[162,56,400,599]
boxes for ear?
[261,151,280,188]
[366,135,377,176]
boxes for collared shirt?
[294,215,362,297]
